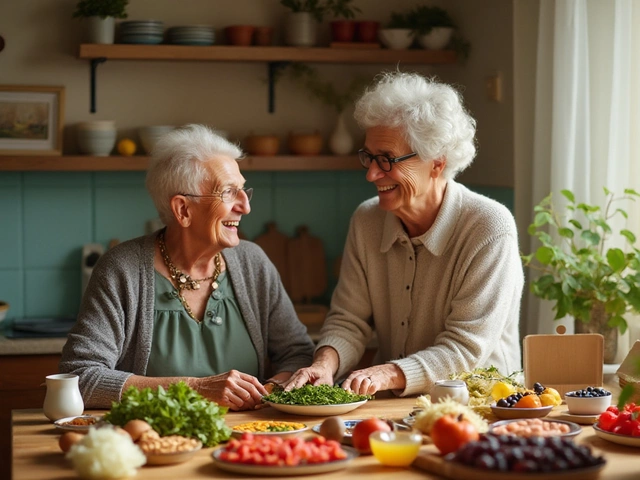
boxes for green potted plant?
[280,0,327,46]
[73,0,129,44]
[378,11,415,50]
[326,0,361,43]
[406,5,456,50]
[522,188,640,364]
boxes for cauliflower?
[414,395,489,435]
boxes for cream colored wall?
[0,0,514,187]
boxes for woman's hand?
[282,347,339,391]
[341,364,406,395]
[191,370,268,411]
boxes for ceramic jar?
[245,134,280,156]
[225,25,255,46]
[43,374,84,421]
[430,379,469,405]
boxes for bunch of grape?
[533,382,545,395]
[449,434,605,473]
[496,391,538,408]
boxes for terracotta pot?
[254,26,274,46]
[225,25,255,46]
[330,20,356,43]
[288,132,323,155]
[355,21,379,43]
[245,134,280,156]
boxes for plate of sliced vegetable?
[263,385,371,417]
[231,421,309,438]
[212,434,357,476]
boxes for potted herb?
[280,0,327,46]
[406,5,456,50]
[73,0,129,44]
[522,188,640,364]
[326,0,361,43]
[378,11,414,50]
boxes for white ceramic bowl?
[418,27,454,50]
[378,29,414,50]
[0,302,9,322]
[77,120,116,131]
[138,126,176,154]
[564,389,612,415]
[77,129,116,156]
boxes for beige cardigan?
[316,180,523,396]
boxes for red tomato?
[606,405,619,415]
[431,414,480,455]
[598,410,618,432]
[351,417,392,454]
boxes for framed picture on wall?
[0,85,65,156]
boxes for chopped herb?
[263,384,371,405]
[103,381,231,447]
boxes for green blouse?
[146,271,259,378]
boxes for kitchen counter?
[0,335,66,355]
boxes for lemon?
[117,138,137,156]
[491,381,516,402]
[541,387,562,406]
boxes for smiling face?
[363,125,447,236]
[190,155,250,250]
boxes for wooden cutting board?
[287,226,327,303]
[523,333,604,396]
[412,449,603,479]
[253,222,290,292]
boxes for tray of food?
[262,384,371,417]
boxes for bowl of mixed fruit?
[491,382,562,419]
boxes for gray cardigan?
[59,233,315,408]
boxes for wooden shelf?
[78,44,457,65]
[0,155,361,172]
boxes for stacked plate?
[167,25,215,46]
[118,20,164,45]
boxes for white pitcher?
[430,379,469,405]
[43,374,84,421]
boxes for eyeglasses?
[358,149,417,172]
[181,187,253,203]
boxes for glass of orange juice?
[369,430,423,466]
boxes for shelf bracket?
[267,61,289,114]
[89,57,107,113]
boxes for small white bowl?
[418,27,454,50]
[564,389,612,415]
[77,120,116,131]
[378,29,415,50]
[138,126,176,154]
[0,301,9,322]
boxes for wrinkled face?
[362,126,433,216]
[190,155,250,250]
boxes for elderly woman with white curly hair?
[285,72,523,396]
[60,124,314,410]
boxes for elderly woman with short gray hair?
[286,72,523,396]
[61,124,314,410]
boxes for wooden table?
[11,395,640,479]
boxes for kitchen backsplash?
[0,171,513,320]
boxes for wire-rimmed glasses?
[358,149,417,172]
[180,187,253,203]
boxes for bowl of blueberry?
[564,386,611,415]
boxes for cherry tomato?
[598,410,618,432]
[431,414,480,455]
[351,417,392,454]
[606,405,619,415]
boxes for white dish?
[265,400,367,417]
[312,419,362,444]
[53,415,101,432]
[489,418,581,438]
[145,442,202,465]
[593,424,640,447]
[211,446,357,476]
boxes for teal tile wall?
[0,171,513,320]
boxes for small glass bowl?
[369,430,423,467]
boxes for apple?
[351,417,392,454]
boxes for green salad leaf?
[263,384,371,405]
[103,381,231,447]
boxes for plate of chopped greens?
[263,385,371,417]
